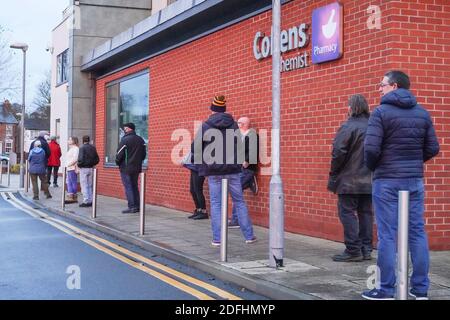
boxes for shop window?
[105,71,149,165]
[57,50,68,85]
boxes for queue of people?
[28,133,99,208]
[26,69,439,300]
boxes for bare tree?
[31,70,51,117]
[0,25,19,98]
[29,71,51,128]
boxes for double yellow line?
[1,192,242,300]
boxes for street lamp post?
[10,42,28,188]
[269,0,284,268]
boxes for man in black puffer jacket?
[328,94,373,263]
[192,96,256,246]
[116,123,147,214]
[362,71,439,301]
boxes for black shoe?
[188,210,200,219]
[80,203,92,207]
[250,176,258,195]
[332,252,363,262]
[33,196,39,200]
[46,194,52,199]
[193,212,208,220]
[53,184,59,188]
[122,208,138,214]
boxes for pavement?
[3,174,450,300]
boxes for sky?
[0,0,69,111]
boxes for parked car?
[0,155,9,164]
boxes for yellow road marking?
[46,217,242,300]
[4,193,242,300]
[2,193,214,300]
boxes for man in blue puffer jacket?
[362,71,439,300]
[28,140,52,200]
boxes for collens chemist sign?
[252,2,344,70]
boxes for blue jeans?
[373,178,429,296]
[120,172,140,209]
[230,169,255,223]
[208,174,254,242]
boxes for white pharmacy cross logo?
[322,9,337,39]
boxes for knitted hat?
[123,122,136,131]
[210,95,226,112]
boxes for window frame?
[104,69,149,169]
[5,140,12,154]
[56,49,68,86]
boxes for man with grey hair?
[228,116,259,229]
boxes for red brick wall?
[94,0,450,250]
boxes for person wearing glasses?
[327,94,373,262]
[362,71,440,300]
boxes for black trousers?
[189,170,206,210]
[337,194,373,256]
[47,166,59,184]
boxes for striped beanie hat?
[210,95,226,112]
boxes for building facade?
[80,0,450,250]
[50,0,166,163]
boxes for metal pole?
[139,172,146,236]
[397,190,409,300]
[7,161,10,187]
[25,160,29,192]
[269,0,284,268]
[19,50,26,188]
[61,167,67,210]
[92,168,98,219]
[220,178,229,262]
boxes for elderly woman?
[28,140,52,200]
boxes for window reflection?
[105,71,149,165]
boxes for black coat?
[78,143,100,168]
[328,115,372,194]
[115,132,147,174]
[243,130,259,172]
[364,89,440,180]
[192,112,242,177]
[29,137,50,161]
